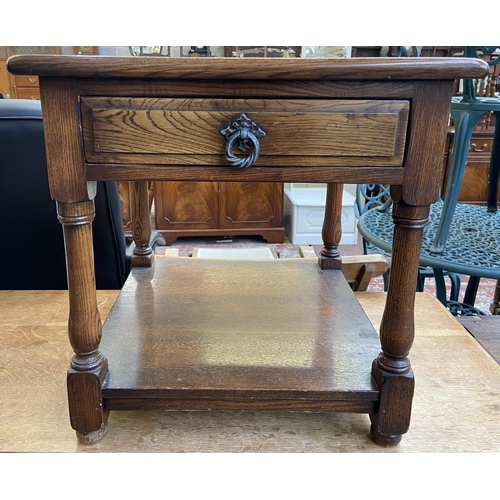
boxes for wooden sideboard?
[154,181,284,244]
[118,180,284,244]
[10,74,40,100]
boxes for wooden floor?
[2,285,500,452]
[459,316,500,364]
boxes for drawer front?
[469,137,493,156]
[14,75,39,87]
[81,98,409,168]
[15,87,40,100]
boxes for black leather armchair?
[0,99,131,289]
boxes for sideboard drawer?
[15,87,40,100]
[81,98,409,168]
[14,75,39,87]
[469,136,493,156]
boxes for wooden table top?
[1,289,500,452]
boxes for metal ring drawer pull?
[221,113,266,169]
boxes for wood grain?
[218,182,283,229]
[459,316,500,364]
[7,55,489,81]
[81,98,409,167]
[397,81,457,206]
[76,79,417,100]
[155,181,220,229]
[39,78,95,203]
[85,165,405,184]
[130,181,154,267]
[99,258,381,411]
[2,291,500,452]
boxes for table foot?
[370,356,414,446]
[76,424,108,445]
[369,415,402,447]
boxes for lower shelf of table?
[100,258,382,414]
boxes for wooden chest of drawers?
[443,129,499,204]
[11,74,40,100]
[7,55,488,448]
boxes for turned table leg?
[370,202,429,446]
[490,280,500,315]
[318,183,343,270]
[58,201,109,444]
[131,181,154,267]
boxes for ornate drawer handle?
[29,77,37,83]
[221,114,266,169]
[471,143,488,152]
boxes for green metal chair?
[356,47,500,316]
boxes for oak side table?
[7,55,488,446]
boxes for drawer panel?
[14,75,39,87]
[469,137,493,156]
[15,87,40,100]
[81,98,409,168]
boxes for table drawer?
[81,98,409,168]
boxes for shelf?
[100,258,380,412]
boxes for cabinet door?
[154,181,219,230]
[218,182,283,229]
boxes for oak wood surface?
[6,55,489,80]
[69,79,419,99]
[397,81,456,206]
[39,78,95,204]
[130,181,154,267]
[341,254,389,291]
[99,258,380,410]
[2,290,500,452]
[85,164,406,184]
[81,98,409,167]
[459,316,500,364]
[319,183,344,269]
[303,245,389,289]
